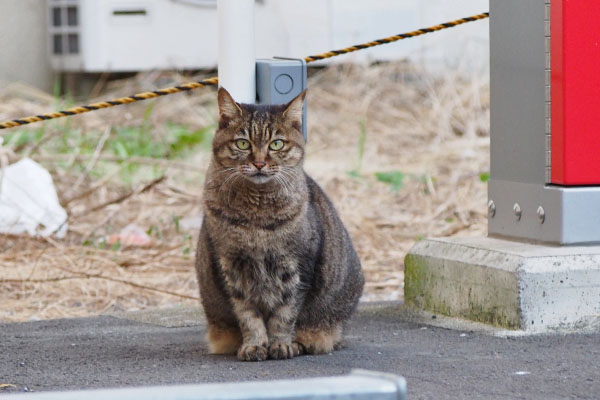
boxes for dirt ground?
[0,61,490,322]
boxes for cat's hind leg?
[294,324,343,355]
[206,324,242,355]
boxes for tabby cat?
[195,88,364,361]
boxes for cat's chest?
[207,204,305,252]
[223,251,298,309]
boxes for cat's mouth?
[247,171,273,183]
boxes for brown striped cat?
[195,88,364,361]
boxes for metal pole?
[0,370,407,400]
[217,0,256,103]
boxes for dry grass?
[0,61,489,322]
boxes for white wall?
[0,0,54,91]
[258,0,489,74]
[406,0,489,73]
[53,0,489,74]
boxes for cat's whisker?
[275,175,292,196]
[278,173,295,197]
[279,166,298,178]
[274,175,291,198]
[226,174,243,207]
[278,169,299,193]
[211,167,236,178]
[217,171,241,198]
[281,166,300,175]
[215,175,235,196]
[272,169,289,191]
[205,167,236,188]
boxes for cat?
[195,87,364,361]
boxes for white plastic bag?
[0,158,68,238]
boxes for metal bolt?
[488,200,496,218]
[513,203,522,221]
[537,206,545,224]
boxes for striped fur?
[195,88,364,361]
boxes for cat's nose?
[253,161,266,170]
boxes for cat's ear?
[283,90,306,129]
[218,87,243,124]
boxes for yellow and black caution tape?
[0,12,488,130]
[0,77,219,130]
[303,12,489,62]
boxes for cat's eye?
[235,139,250,150]
[269,140,284,151]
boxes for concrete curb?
[404,236,600,333]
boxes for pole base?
[404,237,600,333]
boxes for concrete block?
[405,237,600,333]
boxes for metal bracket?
[488,179,600,245]
[255,57,307,140]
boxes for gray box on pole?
[256,58,307,140]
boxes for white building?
[0,0,489,91]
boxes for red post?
[551,0,600,185]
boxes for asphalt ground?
[1,303,599,399]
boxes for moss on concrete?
[466,304,519,329]
[404,253,519,330]
[404,253,425,307]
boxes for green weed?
[6,118,213,185]
[172,215,182,233]
[3,128,45,150]
[375,170,405,191]
[181,233,193,256]
[348,119,367,178]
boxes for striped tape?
[304,13,489,62]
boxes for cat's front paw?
[268,341,298,360]
[237,344,268,362]
[292,341,306,355]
